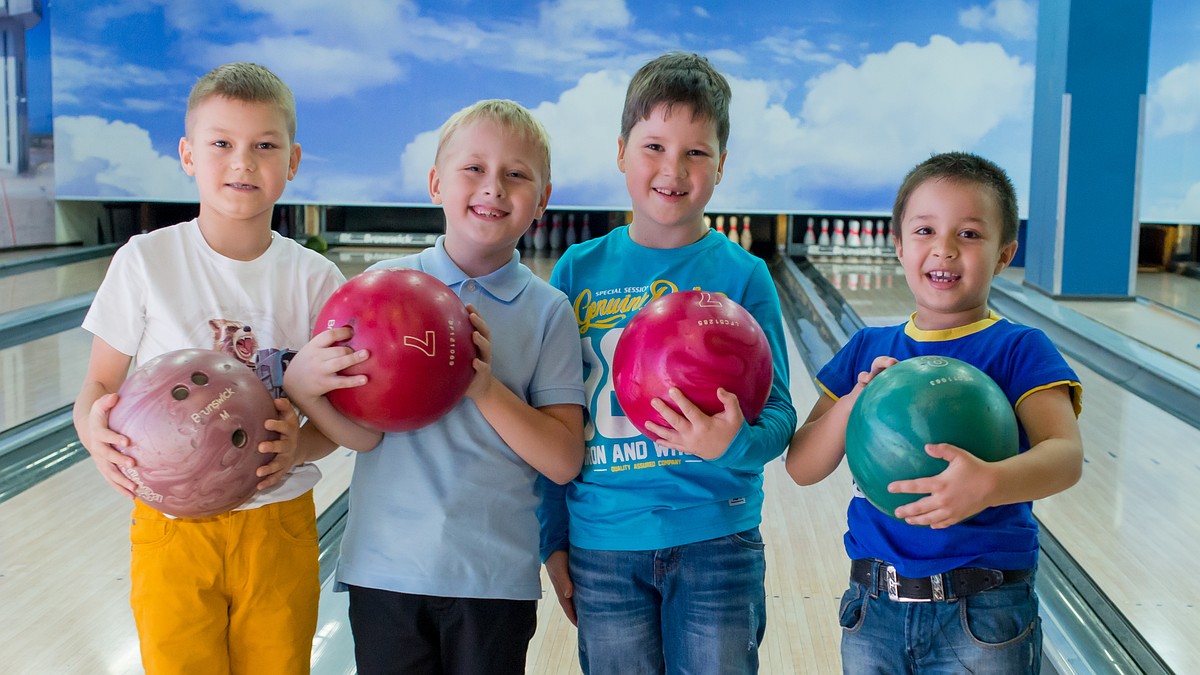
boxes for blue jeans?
[839,571,1041,674]
[570,528,767,675]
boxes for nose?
[932,236,957,258]
[231,146,256,172]
[660,152,687,179]
[482,173,504,198]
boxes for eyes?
[912,226,983,239]
[209,140,281,150]
[462,165,533,181]
[643,143,711,157]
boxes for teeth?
[655,188,685,196]
[928,271,958,282]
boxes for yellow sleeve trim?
[1015,380,1083,417]
[815,378,839,402]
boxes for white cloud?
[692,6,710,19]
[200,37,406,101]
[789,35,1033,186]
[396,70,630,208]
[959,0,1036,41]
[758,32,839,66]
[53,116,196,200]
[1148,61,1200,138]
[52,38,176,110]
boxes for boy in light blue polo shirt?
[284,99,585,675]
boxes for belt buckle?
[885,565,938,602]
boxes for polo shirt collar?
[421,235,532,302]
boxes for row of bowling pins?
[522,212,596,251]
[827,266,898,293]
[705,214,753,251]
[803,217,894,249]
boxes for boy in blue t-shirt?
[285,99,585,675]
[538,52,797,674]
[786,152,1084,673]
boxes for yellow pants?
[130,491,320,675]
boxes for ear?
[715,149,728,186]
[428,165,443,205]
[288,143,302,181]
[616,136,627,174]
[179,137,196,176]
[994,240,1018,275]
[533,181,553,221]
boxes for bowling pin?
[833,219,846,247]
[581,213,592,240]
[859,272,871,290]
[885,219,895,248]
[803,217,816,246]
[862,219,875,249]
[727,216,740,244]
[847,219,861,248]
[565,213,578,247]
[831,270,843,290]
[716,215,726,237]
[533,214,548,251]
[847,271,859,292]
[549,213,564,250]
[739,216,752,251]
[817,218,831,246]
[704,215,712,230]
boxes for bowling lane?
[0,446,357,674]
[816,259,1200,674]
[0,256,111,315]
[0,329,92,431]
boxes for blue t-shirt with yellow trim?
[816,312,1082,578]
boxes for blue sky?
[40,0,1200,222]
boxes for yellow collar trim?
[903,310,1004,341]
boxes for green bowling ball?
[845,355,1018,519]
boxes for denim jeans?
[570,528,767,675]
[839,571,1041,674]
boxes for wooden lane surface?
[826,260,1200,674]
[0,328,93,431]
[0,257,111,315]
[0,446,357,674]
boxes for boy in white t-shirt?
[73,62,371,674]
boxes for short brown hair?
[892,152,1019,244]
[621,52,732,153]
[435,99,552,184]
[186,62,297,142]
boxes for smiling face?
[618,103,726,248]
[430,117,551,275]
[895,177,1018,330]
[180,96,300,232]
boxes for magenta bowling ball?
[314,268,476,432]
[613,290,773,441]
[109,348,278,518]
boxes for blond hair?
[186,62,297,142]
[435,99,551,183]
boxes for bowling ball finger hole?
[231,429,248,448]
[191,372,209,386]
[171,385,189,400]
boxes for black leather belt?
[851,559,1033,602]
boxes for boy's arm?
[785,356,898,485]
[73,336,138,498]
[282,326,383,453]
[465,307,585,484]
[891,384,1083,528]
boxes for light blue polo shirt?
[334,237,585,600]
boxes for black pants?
[347,585,538,675]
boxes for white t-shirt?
[83,219,345,509]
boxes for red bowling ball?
[613,290,773,441]
[109,348,278,518]
[314,268,476,432]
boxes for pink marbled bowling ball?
[109,348,278,518]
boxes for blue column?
[1025,0,1153,297]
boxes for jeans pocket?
[725,527,766,551]
[272,496,318,545]
[959,581,1039,648]
[838,583,869,634]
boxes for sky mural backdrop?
[40,0,1200,223]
